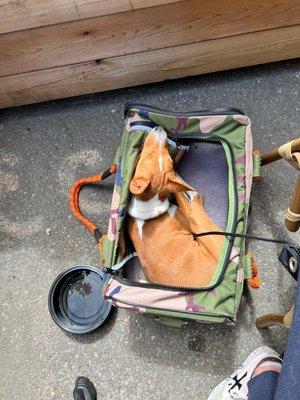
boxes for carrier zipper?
[124,102,245,118]
[114,135,239,292]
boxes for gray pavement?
[1,59,299,400]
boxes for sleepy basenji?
[127,127,224,288]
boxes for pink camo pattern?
[107,187,120,241]
[198,115,227,133]
[236,268,245,283]
[233,115,253,204]
[108,298,146,313]
[230,245,241,264]
[105,278,188,311]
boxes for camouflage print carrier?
[71,103,262,327]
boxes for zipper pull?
[102,267,119,276]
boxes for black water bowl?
[48,265,112,334]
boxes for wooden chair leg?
[261,138,300,232]
[283,306,294,328]
[285,176,300,232]
[256,313,285,328]
[261,138,300,166]
[256,306,294,329]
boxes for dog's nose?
[153,126,167,144]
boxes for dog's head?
[130,127,193,200]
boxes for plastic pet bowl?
[48,265,112,334]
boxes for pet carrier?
[70,103,263,327]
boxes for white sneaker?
[207,346,281,400]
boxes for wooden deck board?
[1,0,298,108]
[1,25,299,108]
[1,0,299,77]
[0,0,79,34]
[0,0,184,34]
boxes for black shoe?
[73,377,97,400]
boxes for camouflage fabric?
[102,105,256,324]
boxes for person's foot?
[73,377,97,400]
[207,346,282,400]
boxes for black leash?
[194,231,294,246]
[195,231,300,282]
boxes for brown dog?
[127,127,224,288]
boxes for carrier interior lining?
[176,141,228,230]
[123,140,229,284]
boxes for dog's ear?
[130,177,150,195]
[166,174,194,193]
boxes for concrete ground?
[1,59,299,400]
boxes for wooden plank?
[0,0,184,34]
[74,0,131,20]
[1,25,299,109]
[130,0,183,8]
[0,0,79,35]
[74,0,184,19]
[1,0,299,77]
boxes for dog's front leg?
[175,191,224,261]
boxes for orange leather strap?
[69,164,117,241]
[247,255,261,289]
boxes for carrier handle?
[69,164,117,243]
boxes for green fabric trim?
[244,254,254,279]
[146,307,231,324]
[253,153,262,178]
[112,131,145,265]
[200,139,236,287]
[113,145,121,166]
[105,129,146,267]
[100,235,108,264]
[156,316,184,328]
[234,200,250,313]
